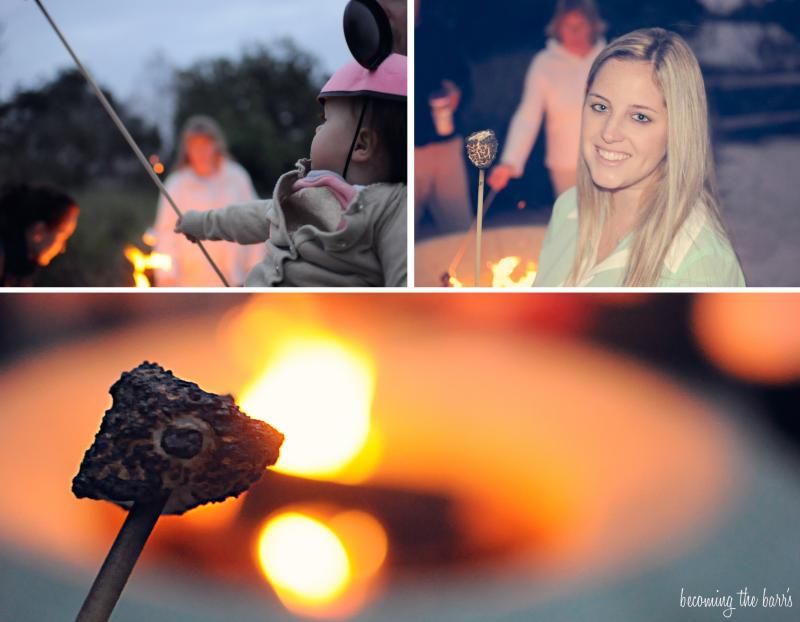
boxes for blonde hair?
[568,28,729,286]
[546,0,607,44]
[171,115,230,171]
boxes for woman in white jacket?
[488,0,606,197]
[152,115,260,286]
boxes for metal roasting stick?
[32,0,230,287]
[75,496,168,622]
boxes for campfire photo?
[0,293,797,621]
[0,0,408,288]
[415,0,800,287]
[2,3,800,622]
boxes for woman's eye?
[633,112,651,123]
[590,103,607,113]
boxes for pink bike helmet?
[319,0,406,178]
[319,53,406,102]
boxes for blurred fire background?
[0,293,798,621]
[1,294,796,439]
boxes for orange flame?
[238,336,379,483]
[448,274,465,288]
[448,256,537,288]
[124,244,172,288]
[489,256,537,288]
[240,331,385,617]
[257,507,388,619]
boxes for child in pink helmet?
[176,26,407,287]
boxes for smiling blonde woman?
[534,28,746,287]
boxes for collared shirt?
[533,188,746,287]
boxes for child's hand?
[174,216,198,243]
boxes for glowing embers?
[239,338,378,482]
[148,154,165,175]
[124,235,172,287]
[448,256,537,288]
[257,507,388,619]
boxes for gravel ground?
[716,137,800,287]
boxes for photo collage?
[1,1,798,621]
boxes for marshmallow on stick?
[73,362,283,621]
[465,130,499,287]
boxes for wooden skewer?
[75,496,168,622]
[474,169,486,287]
[31,0,230,287]
[445,189,497,281]
[464,130,498,287]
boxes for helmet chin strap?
[342,99,369,181]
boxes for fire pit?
[0,295,742,620]
[415,225,546,287]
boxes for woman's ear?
[350,127,379,163]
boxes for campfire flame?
[257,507,388,619]
[240,333,385,617]
[258,512,351,607]
[448,256,537,288]
[239,338,377,482]
[124,243,172,288]
[489,256,537,288]
[448,274,465,288]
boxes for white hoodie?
[153,159,261,286]
[500,38,605,174]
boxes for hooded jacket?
[500,38,605,174]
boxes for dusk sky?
[1,1,352,137]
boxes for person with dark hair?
[489,0,607,197]
[0,183,79,286]
[175,54,407,287]
[414,0,473,234]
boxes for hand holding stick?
[465,130,499,287]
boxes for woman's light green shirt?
[533,188,746,287]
